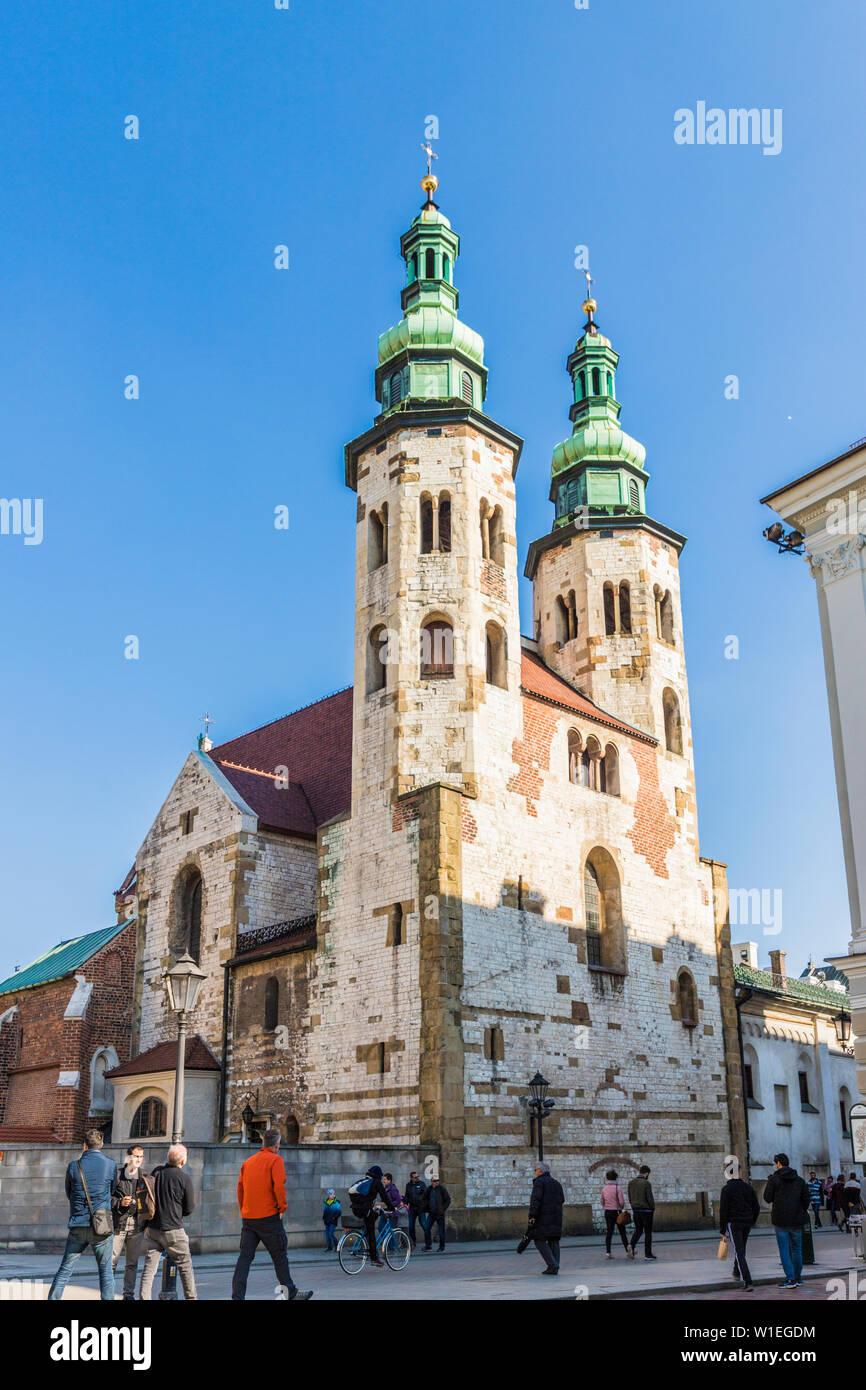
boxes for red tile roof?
[209,688,353,838]
[520,648,656,743]
[105,1035,220,1079]
[0,1126,60,1143]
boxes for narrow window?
[567,590,578,640]
[461,371,473,405]
[264,977,279,1031]
[438,494,452,552]
[660,590,674,644]
[607,372,614,395]
[663,688,683,754]
[367,509,385,571]
[420,496,434,553]
[577,370,585,400]
[188,876,202,962]
[485,622,506,689]
[389,370,402,405]
[366,625,388,694]
[584,862,602,966]
[678,972,697,1027]
[603,582,616,635]
[628,479,640,510]
[409,254,417,282]
[425,248,435,279]
[603,744,620,797]
[592,367,601,395]
[555,595,570,647]
[618,581,632,635]
[568,730,581,784]
[442,254,450,282]
[517,875,524,910]
[377,1041,387,1075]
[744,1064,754,1101]
[483,1025,505,1062]
[387,903,404,947]
[488,506,505,566]
[420,619,454,678]
[798,1072,810,1106]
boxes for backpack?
[137,1173,156,1222]
[348,1177,374,1216]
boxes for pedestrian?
[527,1161,564,1276]
[48,1129,118,1301]
[230,1127,313,1300]
[763,1151,810,1289]
[403,1169,428,1249]
[832,1174,848,1230]
[843,1172,863,1220]
[627,1164,657,1260]
[379,1173,405,1235]
[824,1174,836,1224]
[424,1176,451,1252]
[138,1144,198,1301]
[719,1167,760,1292]
[807,1171,823,1227]
[322,1188,341,1252]
[600,1169,631,1258]
[111,1144,154,1301]
[347,1165,396,1268]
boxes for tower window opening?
[577,370,586,401]
[425,248,435,278]
[628,478,640,510]
[389,370,402,406]
[420,495,434,554]
[488,506,505,566]
[678,970,698,1027]
[607,372,614,395]
[660,589,674,644]
[663,687,683,754]
[443,254,450,282]
[592,367,601,396]
[618,581,632,634]
[568,729,581,784]
[603,582,616,635]
[408,253,417,282]
[567,589,578,639]
[368,508,386,571]
[366,625,388,694]
[555,595,570,648]
[485,621,507,689]
[603,744,620,797]
[438,493,452,552]
[461,371,473,405]
[420,618,454,678]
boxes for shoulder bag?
[77,1160,113,1240]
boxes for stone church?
[116,172,744,1233]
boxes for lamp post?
[241,1100,256,1145]
[163,953,207,1144]
[833,1009,855,1057]
[527,1071,555,1162]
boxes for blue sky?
[1,0,862,978]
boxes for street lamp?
[163,952,207,1144]
[527,1071,555,1161]
[833,1009,855,1056]
[241,1101,256,1144]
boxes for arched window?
[409,254,417,282]
[628,478,640,510]
[840,1086,852,1135]
[678,971,698,1027]
[577,370,586,400]
[568,730,581,784]
[663,688,683,754]
[438,493,452,552]
[607,372,614,395]
[442,254,450,282]
[367,509,386,572]
[425,247,435,278]
[420,618,454,678]
[555,595,570,647]
[90,1047,117,1112]
[130,1096,167,1140]
[582,735,602,791]
[366,625,388,695]
[285,1114,300,1145]
[603,582,616,635]
[485,621,507,689]
[567,590,578,640]
[264,977,279,1032]
[488,506,505,566]
[583,848,626,972]
[603,744,620,797]
[618,581,632,634]
[743,1043,760,1105]
[174,871,203,962]
[461,371,473,405]
[592,367,601,396]
[660,589,674,644]
[389,370,402,406]
[420,495,434,553]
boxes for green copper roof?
[0,919,135,997]
[734,962,850,1010]
[374,186,487,417]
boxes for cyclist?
[348,1165,396,1268]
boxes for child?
[322,1189,341,1251]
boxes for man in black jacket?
[423,1176,451,1252]
[763,1152,810,1288]
[719,1169,760,1292]
[112,1144,151,1300]
[139,1144,198,1300]
[528,1162,565,1275]
[403,1170,428,1249]
[349,1165,395,1269]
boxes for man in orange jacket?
[231,1127,313,1300]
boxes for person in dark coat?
[349,1165,395,1268]
[627,1165,656,1259]
[423,1176,451,1252]
[528,1161,565,1275]
[719,1169,760,1292]
[763,1152,810,1288]
[403,1171,428,1249]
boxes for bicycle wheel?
[338,1231,368,1275]
[384,1228,411,1271]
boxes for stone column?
[702,858,747,1170]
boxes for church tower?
[344,169,524,814]
[526,287,698,812]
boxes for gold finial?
[420,141,439,203]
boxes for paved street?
[2,1226,863,1302]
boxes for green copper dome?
[374,185,488,417]
[550,303,649,526]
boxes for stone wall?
[0,1143,434,1253]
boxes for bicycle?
[337,1211,412,1274]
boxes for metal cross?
[420,141,439,177]
[200,711,213,738]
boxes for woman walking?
[600,1169,632,1258]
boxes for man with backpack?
[111,1144,153,1301]
[348,1165,396,1268]
[48,1129,118,1301]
